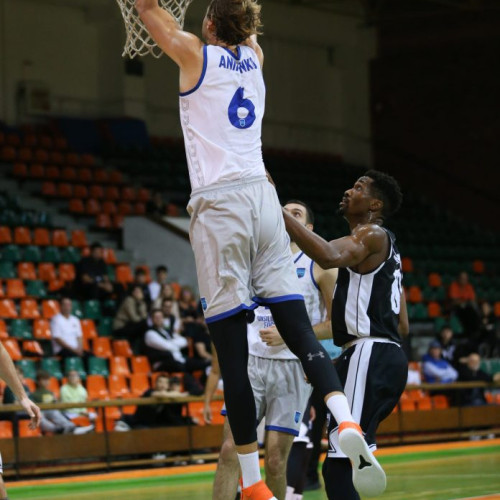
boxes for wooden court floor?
[7,440,500,500]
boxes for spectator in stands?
[478,301,499,357]
[60,370,97,422]
[190,322,212,365]
[458,353,500,406]
[178,286,202,336]
[114,373,191,430]
[152,283,180,321]
[422,340,458,383]
[31,371,93,435]
[160,298,182,337]
[146,191,167,216]
[149,265,169,302]
[449,271,480,335]
[76,242,114,301]
[113,285,148,341]
[130,268,152,306]
[51,297,91,361]
[437,325,457,364]
[142,309,210,375]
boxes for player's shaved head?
[206,0,262,46]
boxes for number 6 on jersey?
[228,87,256,129]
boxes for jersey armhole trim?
[179,45,208,97]
[310,260,320,291]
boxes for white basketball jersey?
[248,251,326,360]
[179,45,266,191]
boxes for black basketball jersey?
[332,228,403,347]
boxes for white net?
[116,0,194,59]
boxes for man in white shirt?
[51,298,89,360]
[148,265,169,302]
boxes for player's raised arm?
[242,34,264,67]
[135,0,203,67]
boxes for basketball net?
[115,0,194,58]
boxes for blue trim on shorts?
[179,45,208,96]
[265,425,299,436]
[205,302,258,324]
[253,294,304,305]
[221,409,227,416]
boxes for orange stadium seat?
[30,164,45,178]
[121,187,136,201]
[23,134,37,147]
[401,257,413,273]
[34,149,49,163]
[66,153,80,166]
[408,286,423,303]
[18,147,33,163]
[115,265,133,285]
[131,356,151,375]
[42,300,60,319]
[472,260,485,274]
[57,183,73,198]
[188,402,207,426]
[89,185,104,200]
[416,396,432,411]
[118,202,132,216]
[94,169,108,184]
[2,339,22,360]
[105,187,120,201]
[81,154,95,167]
[1,146,16,161]
[428,272,442,288]
[102,201,117,215]
[110,356,131,377]
[130,373,150,396]
[103,248,117,265]
[48,279,65,293]
[69,199,85,214]
[24,378,36,393]
[50,152,64,165]
[93,337,112,358]
[12,162,27,178]
[20,299,40,319]
[432,395,450,409]
[22,340,44,357]
[71,230,87,248]
[134,203,146,215]
[6,279,26,299]
[42,181,56,197]
[53,137,67,150]
[109,171,122,184]
[112,215,124,229]
[33,228,51,246]
[494,302,500,317]
[17,262,37,281]
[113,340,133,358]
[81,319,98,340]
[39,136,53,149]
[0,227,12,244]
[78,168,93,183]
[427,301,441,318]
[49,377,60,399]
[108,374,131,398]
[6,133,20,146]
[0,320,7,339]
[400,399,416,412]
[38,263,57,281]
[14,227,32,246]
[0,284,3,299]
[61,166,77,181]
[52,229,69,247]
[0,421,13,439]
[45,165,60,179]
[33,319,51,340]
[73,184,89,199]
[86,375,109,400]
[58,263,75,281]
[86,199,101,216]
[137,188,150,203]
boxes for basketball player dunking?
[137,1,385,497]
[280,170,410,500]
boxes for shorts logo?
[294,411,301,424]
[201,297,207,311]
[296,268,306,278]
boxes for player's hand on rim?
[19,397,41,429]
[259,326,285,346]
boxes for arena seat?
[472,260,485,274]
[78,168,93,183]
[0,421,13,439]
[62,246,80,263]
[6,279,25,298]
[105,186,120,201]
[103,248,117,265]
[134,203,146,215]
[110,356,131,377]
[0,226,12,244]
[108,374,131,398]
[81,319,98,340]
[24,245,42,263]
[83,300,101,320]
[113,340,133,358]
[432,395,450,409]
[12,162,28,178]
[427,301,441,318]
[20,299,40,319]
[93,337,112,358]
[130,373,150,396]
[97,317,113,337]
[18,419,42,438]
[87,375,109,400]
[58,263,76,281]
[48,279,65,293]
[26,279,46,298]
[33,319,51,340]
[121,187,136,201]
[408,286,423,303]
[0,298,18,319]
[42,299,60,319]
[52,229,69,247]
[94,169,108,184]
[0,320,7,339]
[88,356,109,377]
[416,396,432,411]
[48,377,60,399]
[1,146,16,161]
[69,198,85,214]
[73,184,88,199]
[400,399,416,412]
[137,188,150,202]
[45,165,60,179]
[40,358,63,380]
[18,147,33,163]
[89,185,105,200]
[71,230,87,248]
[33,228,51,246]
[17,262,37,280]
[34,149,49,163]
[0,261,16,279]
[118,202,132,216]
[50,152,64,165]
[2,339,22,360]
[58,183,73,198]
[109,170,123,184]
[30,164,45,179]
[115,265,133,285]
[10,319,32,339]
[64,357,86,379]
[38,263,57,281]
[85,199,101,216]
[101,201,117,215]
[14,227,32,245]
[22,340,44,357]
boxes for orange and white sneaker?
[241,480,277,500]
[338,422,386,497]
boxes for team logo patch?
[201,298,207,311]
[296,268,306,278]
[294,411,301,424]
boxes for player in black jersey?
[282,170,409,500]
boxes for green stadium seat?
[107,266,116,282]
[61,247,80,264]
[88,356,109,377]
[71,300,83,319]
[40,358,63,380]
[16,359,37,380]
[0,262,16,279]
[413,303,428,320]
[64,357,86,379]
[25,280,47,298]
[450,315,464,335]
[9,319,32,339]
[43,246,61,263]
[23,245,42,263]
[0,245,21,262]
[102,299,117,316]
[489,359,500,375]
[98,317,113,337]
[83,300,101,320]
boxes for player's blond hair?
[207,0,263,46]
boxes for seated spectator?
[76,242,114,301]
[437,326,457,365]
[146,191,167,217]
[114,373,192,430]
[60,370,97,422]
[51,297,91,361]
[161,298,182,338]
[149,265,169,303]
[449,271,480,335]
[458,353,500,406]
[422,340,458,383]
[178,286,202,336]
[130,268,152,306]
[142,309,210,375]
[478,301,499,357]
[152,283,180,320]
[190,322,212,364]
[31,371,93,435]
[113,285,148,341]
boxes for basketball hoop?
[115,0,194,59]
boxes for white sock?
[293,494,303,500]
[237,451,261,488]
[326,394,356,425]
[285,486,295,500]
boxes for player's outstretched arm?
[242,35,264,68]
[136,0,203,67]
[283,209,385,270]
[0,343,41,429]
